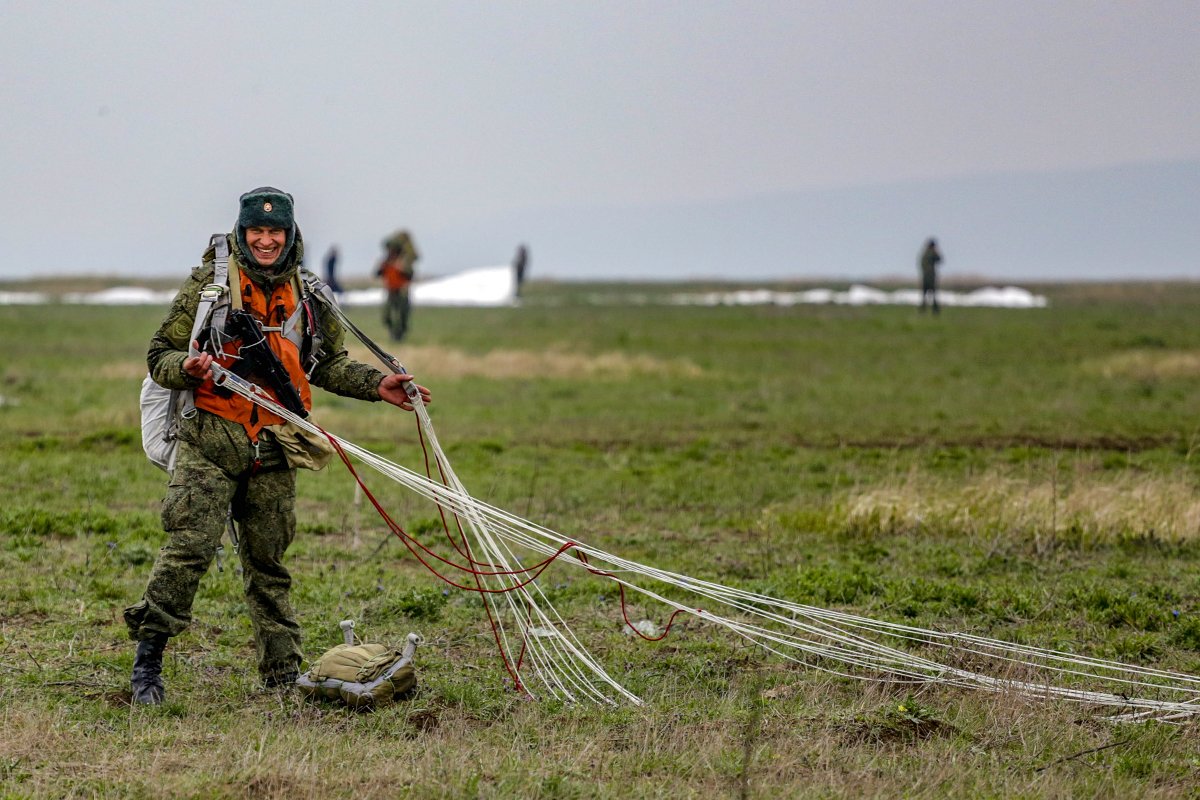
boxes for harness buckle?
[199,283,226,302]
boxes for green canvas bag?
[298,630,420,709]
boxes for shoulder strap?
[204,235,236,342]
[223,238,242,310]
[279,272,308,350]
[178,235,234,421]
[301,269,340,307]
[292,269,334,376]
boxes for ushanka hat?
[236,186,296,267]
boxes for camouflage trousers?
[382,289,411,341]
[124,418,303,683]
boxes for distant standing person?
[512,243,529,296]
[377,230,419,341]
[919,238,943,314]
[323,245,342,294]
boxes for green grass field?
[2,280,1200,798]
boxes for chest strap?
[225,252,306,350]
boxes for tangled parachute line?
[211,363,1200,722]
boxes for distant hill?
[443,160,1200,282]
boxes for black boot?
[131,634,167,705]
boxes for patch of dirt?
[243,773,303,799]
[107,690,134,708]
[1,609,50,625]
[836,714,957,746]
[408,709,440,733]
[761,683,799,700]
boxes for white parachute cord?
[406,404,631,703]
[339,431,1200,713]
[210,365,1200,718]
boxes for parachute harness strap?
[173,235,233,428]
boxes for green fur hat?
[236,186,296,268]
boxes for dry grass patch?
[98,360,147,380]
[1083,349,1200,381]
[844,470,1200,542]
[348,343,704,381]
[102,342,703,386]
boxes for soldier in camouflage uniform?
[124,188,431,704]
[376,230,418,341]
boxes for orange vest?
[193,268,313,442]
[379,256,412,291]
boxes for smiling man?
[124,187,430,704]
[243,226,286,266]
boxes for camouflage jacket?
[147,231,386,426]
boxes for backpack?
[140,235,234,473]
[298,627,421,709]
[139,376,184,473]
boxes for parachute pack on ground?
[297,621,420,709]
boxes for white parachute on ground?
[321,266,518,308]
[1,275,1046,309]
[663,285,1048,308]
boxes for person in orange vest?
[377,230,419,341]
[124,187,431,704]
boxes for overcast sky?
[1,1,1197,280]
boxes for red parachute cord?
[574,551,693,641]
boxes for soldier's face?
[245,227,287,266]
